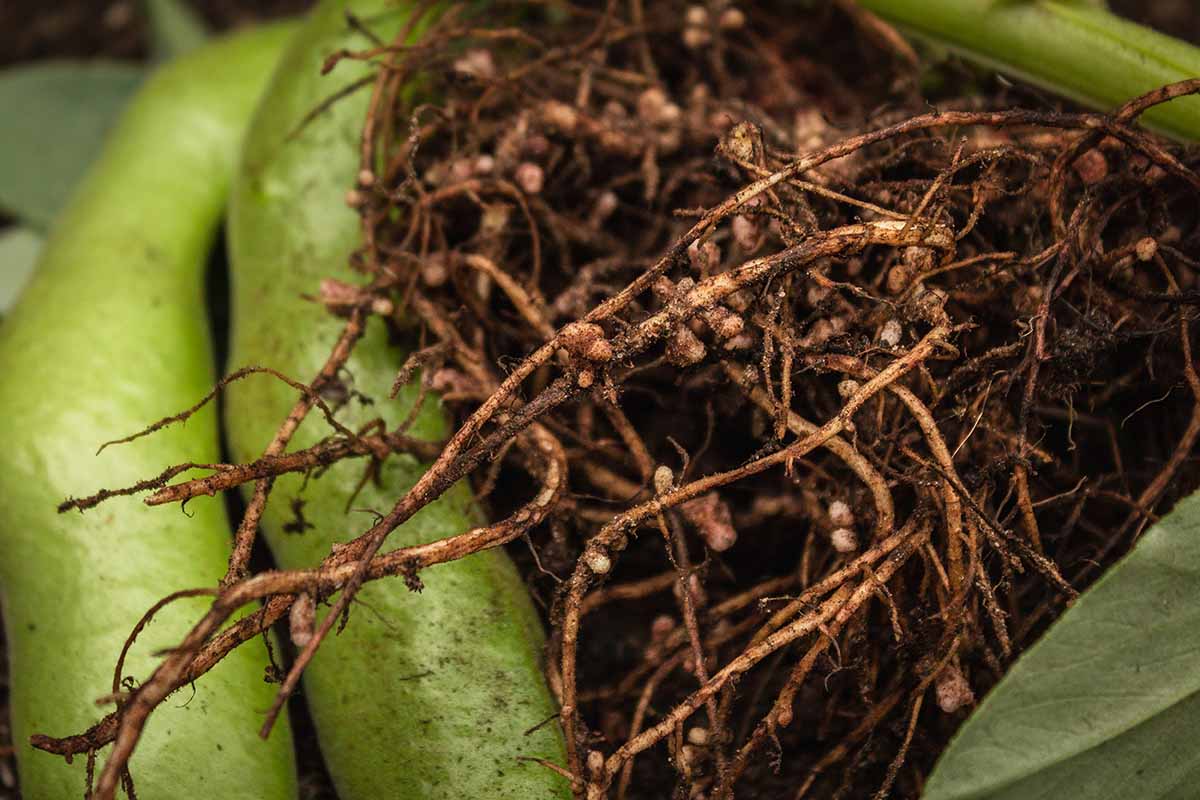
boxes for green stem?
[227,2,570,797]
[0,22,298,799]
[858,0,1200,141]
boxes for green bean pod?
[857,0,1200,141]
[225,1,569,797]
[0,23,299,799]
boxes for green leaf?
[144,0,210,59]
[0,226,43,315]
[924,491,1200,799]
[0,62,143,230]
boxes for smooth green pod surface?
[225,2,569,798]
[0,24,299,800]
[857,0,1200,141]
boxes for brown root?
[43,4,1200,799]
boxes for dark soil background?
[0,0,1194,65]
[1,2,1198,799]
[0,0,314,66]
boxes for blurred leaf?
[144,0,210,59]
[923,491,1200,799]
[0,62,143,230]
[0,226,43,315]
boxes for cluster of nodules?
[369,4,933,566]
[382,6,785,215]
[360,4,1065,794]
